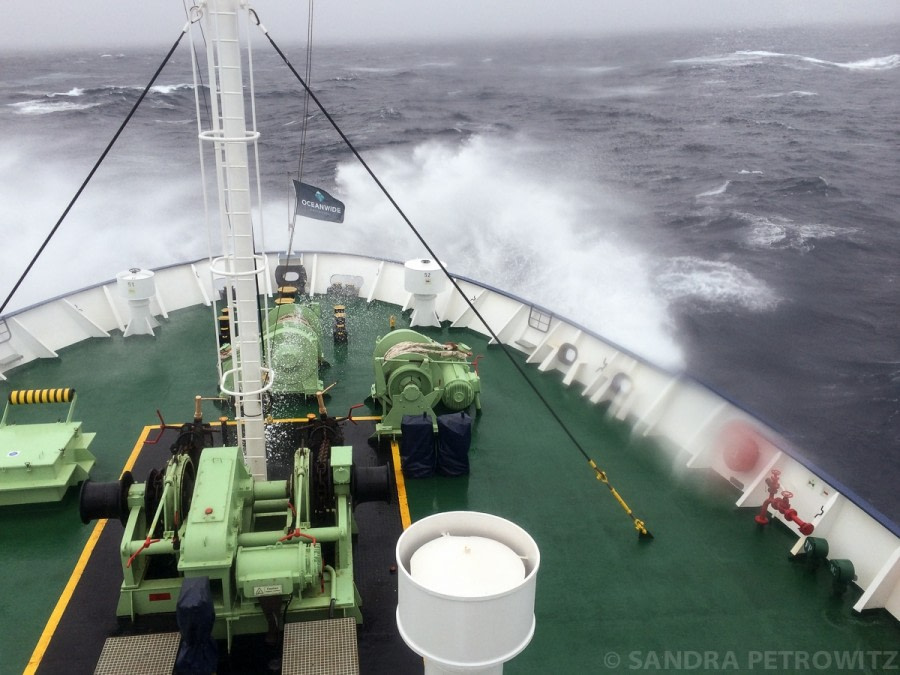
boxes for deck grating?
[94,632,180,674]
[282,617,359,674]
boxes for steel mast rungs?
[94,632,180,674]
[282,617,359,674]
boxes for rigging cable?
[251,13,652,539]
[296,0,316,182]
[0,24,193,317]
[278,0,315,333]
[183,0,211,124]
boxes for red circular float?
[721,421,762,473]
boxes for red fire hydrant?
[755,469,814,535]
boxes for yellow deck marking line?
[390,439,412,530]
[25,425,155,674]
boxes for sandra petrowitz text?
[602,650,898,671]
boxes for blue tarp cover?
[437,412,472,476]
[400,413,436,478]
[175,576,218,674]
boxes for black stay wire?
[0,24,192,317]
[251,12,652,537]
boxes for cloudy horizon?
[3,1,899,51]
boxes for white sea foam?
[833,54,900,70]
[417,62,457,69]
[592,84,660,98]
[696,181,730,198]
[0,133,684,370]
[754,90,818,98]
[673,50,900,72]
[150,83,194,95]
[0,140,201,313]
[9,99,101,115]
[289,135,684,368]
[656,257,779,312]
[735,212,857,252]
[573,66,620,75]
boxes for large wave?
[283,135,684,368]
[0,132,684,370]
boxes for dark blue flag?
[293,180,345,223]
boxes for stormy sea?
[1,23,898,521]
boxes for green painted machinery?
[78,410,381,649]
[0,388,96,506]
[219,297,324,399]
[371,328,481,439]
[265,299,325,396]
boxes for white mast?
[201,0,269,478]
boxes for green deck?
[1,299,897,674]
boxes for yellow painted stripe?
[8,388,73,405]
[25,425,155,674]
[390,439,412,530]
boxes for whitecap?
[696,181,730,198]
[734,212,857,252]
[833,54,900,71]
[9,99,101,115]
[672,50,899,72]
[150,83,194,95]
[754,90,818,98]
[656,257,779,312]
[573,66,619,75]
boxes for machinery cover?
[400,414,436,478]
[437,412,472,476]
[175,576,218,674]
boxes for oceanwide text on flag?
[293,180,345,223]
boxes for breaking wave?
[735,212,857,252]
[696,181,730,198]
[656,257,780,312]
[673,51,900,71]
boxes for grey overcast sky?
[3,1,899,49]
